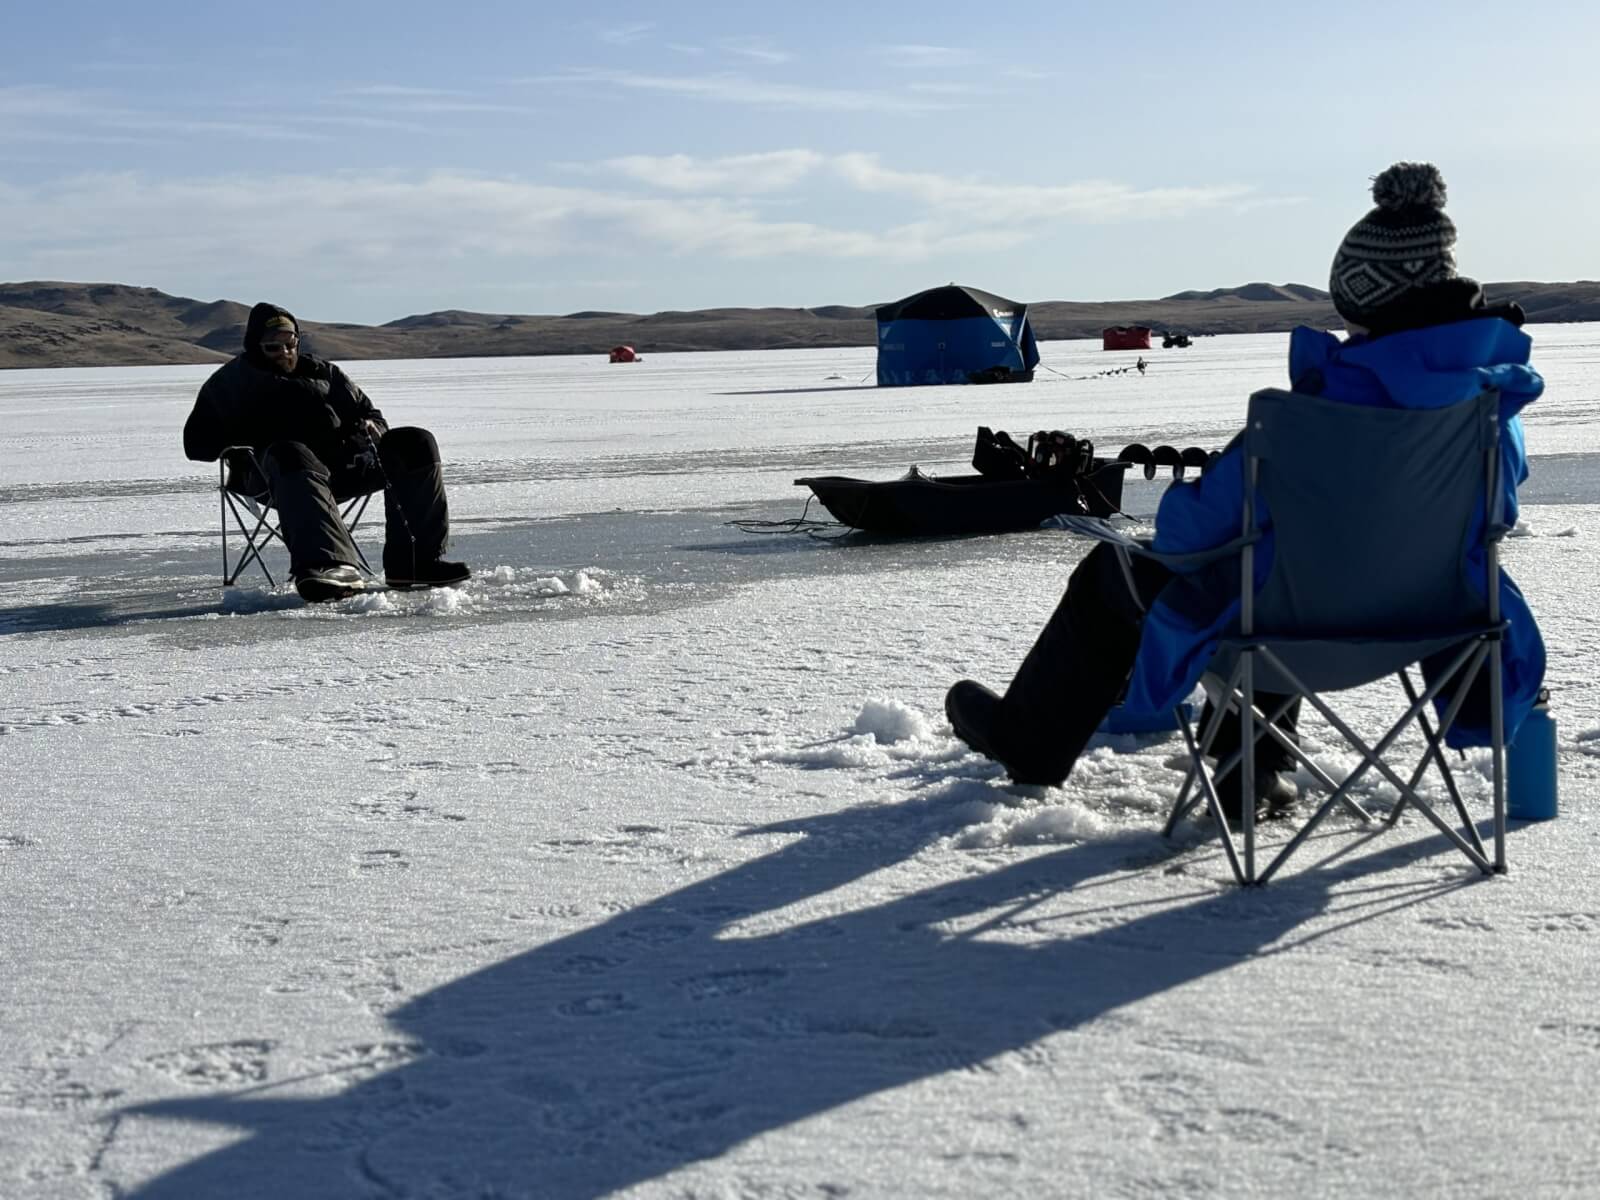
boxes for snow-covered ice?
[3,330,1600,1197]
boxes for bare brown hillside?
[3,279,1595,369]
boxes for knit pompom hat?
[1329,162,1458,325]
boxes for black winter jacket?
[183,353,388,468]
[184,300,388,470]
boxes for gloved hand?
[347,420,383,472]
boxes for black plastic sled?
[794,459,1127,536]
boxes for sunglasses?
[260,336,299,354]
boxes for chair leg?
[1177,711,1248,886]
[1184,640,1505,884]
[220,467,230,585]
[1394,670,1487,860]
[1241,651,1257,883]
[1489,634,1507,873]
[1164,666,1242,837]
[1258,781,1359,884]
[1257,653,1493,878]
[221,489,280,588]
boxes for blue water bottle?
[1507,688,1558,821]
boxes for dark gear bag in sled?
[972,426,1031,479]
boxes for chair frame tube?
[1160,394,1509,885]
[218,447,378,589]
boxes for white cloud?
[519,69,958,114]
[359,99,545,116]
[598,22,655,46]
[905,81,993,97]
[105,116,330,142]
[338,85,472,98]
[75,60,167,75]
[0,84,116,122]
[830,153,1258,222]
[295,113,442,135]
[717,36,791,65]
[0,171,882,281]
[600,151,826,193]
[0,84,334,146]
[881,45,977,69]
[593,148,1266,224]
[0,158,1276,301]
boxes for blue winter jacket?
[1123,318,1546,747]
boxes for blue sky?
[4,1,1597,323]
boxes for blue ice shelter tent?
[874,284,1040,386]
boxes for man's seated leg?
[263,441,369,601]
[947,542,1171,786]
[1200,696,1302,822]
[375,426,470,589]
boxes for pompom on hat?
[1329,162,1459,326]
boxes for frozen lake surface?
[2,329,1599,1197]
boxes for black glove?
[347,439,378,472]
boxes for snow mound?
[956,802,1116,848]
[749,703,960,771]
[1509,521,1580,539]
[343,590,396,614]
[477,565,619,600]
[422,587,471,615]
[754,739,899,770]
[851,698,935,744]
[203,566,630,623]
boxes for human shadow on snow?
[125,795,1472,1198]
[0,596,240,635]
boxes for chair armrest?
[1047,514,1258,572]
[219,446,269,500]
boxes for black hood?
[243,302,299,365]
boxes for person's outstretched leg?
[375,427,469,588]
[947,543,1171,785]
[263,441,365,595]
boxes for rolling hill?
[3,279,1596,369]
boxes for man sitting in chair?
[945,162,1546,823]
[184,302,470,603]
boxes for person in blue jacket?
[946,162,1545,822]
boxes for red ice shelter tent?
[1102,325,1152,351]
[608,345,638,363]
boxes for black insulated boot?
[1211,765,1299,827]
[294,564,369,603]
[387,559,471,590]
[945,680,1066,787]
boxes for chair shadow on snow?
[125,794,1478,1198]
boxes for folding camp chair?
[217,446,377,587]
[1060,387,1510,886]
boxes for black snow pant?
[1000,542,1300,784]
[261,426,450,579]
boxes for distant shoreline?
[4,279,1596,370]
